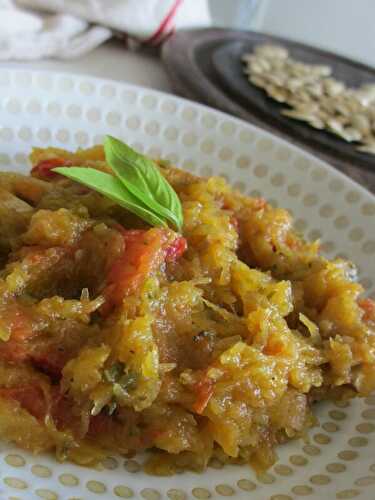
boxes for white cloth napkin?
[0,0,211,60]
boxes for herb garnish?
[104,361,125,383]
[54,135,183,230]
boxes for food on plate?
[243,44,375,155]
[0,136,374,475]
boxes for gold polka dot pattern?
[348,437,368,447]
[292,484,314,496]
[237,479,256,491]
[4,477,28,489]
[215,484,235,496]
[274,464,293,476]
[303,445,321,456]
[254,163,269,177]
[101,84,116,98]
[336,490,360,499]
[313,433,331,445]
[141,488,161,500]
[86,480,107,494]
[0,69,374,499]
[329,410,347,421]
[270,496,293,500]
[357,422,375,433]
[327,463,347,473]
[35,489,58,500]
[101,457,119,470]
[192,487,211,499]
[113,485,134,498]
[258,473,276,484]
[310,475,331,485]
[354,476,375,487]
[290,455,308,466]
[201,114,217,129]
[338,450,358,461]
[167,489,186,500]
[5,455,26,468]
[31,465,52,478]
[59,474,79,487]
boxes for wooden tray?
[162,28,375,191]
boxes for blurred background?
[1,0,374,67]
[211,0,375,67]
[0,0,374,189]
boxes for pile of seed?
[242,44,375,155]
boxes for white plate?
[0,69,374,500]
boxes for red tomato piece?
[102,228,169,314]
[230,215,239,233]
[0,384,47,420]
[31,352,65,379]
[140,428,165,448]
[31,158,70,180]
[89,414,114,435]
[50,389,77,431]
[264,338,284,356]
[192,376,214,414]
[0,305,35,363]
[165,236,187,262]
[253,197,267,210]
[359,298,375,322]
[102,227,187,315]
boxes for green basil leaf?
[104,136,183,231]
[53,166,167,228]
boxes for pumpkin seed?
[242,43,375,155]
[309,118,325,130]
[268,86,288,103]
[282,109,315,122]
[344,127,362,142]
[357,142,375,154]
[351,114,371,135]
[323,79,345,96]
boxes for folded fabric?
[0,0,211,60]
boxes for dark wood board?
[162,28,375,193]
[212,40,375,167]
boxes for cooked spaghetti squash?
[0,144,373,475]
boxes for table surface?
[2,39,374,194]
[1,40,171,92]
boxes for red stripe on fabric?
[150,19,175,46]
[154,26,176,46]
[143,0,183,46]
